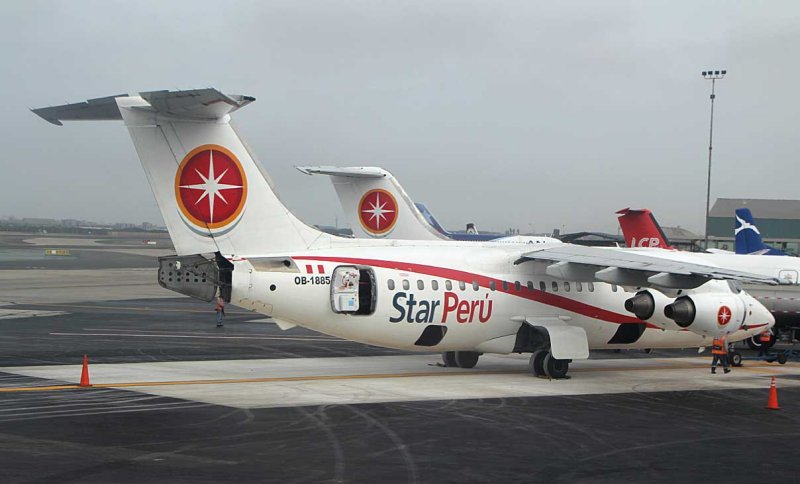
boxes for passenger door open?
[331,265,376,315]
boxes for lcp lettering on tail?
[390,291,493,324]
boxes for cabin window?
[445,280,453,290]
[417,280,424,290]
[527,281,534,291]
[576,282,582,292]
[502,281,509,291]
[588,282,595,292]
[540,281,546,292]
[515,281,521,291]
[402,279,410,290]
[564,282,571,292]
[490,281,496,291]
[552,281,558,292]
[472,281,479,291]
[432,280,439,291]
[459,281,466,291]
[388,279,395,291]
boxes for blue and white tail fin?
[295,166,447,240]
[33,89,325,256]
[414,203,450,236]
[735,208,787,256]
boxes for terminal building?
[707,198,800,255]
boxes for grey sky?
[2,0,798,234]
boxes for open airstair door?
[331,266,376,315]
[523,317,590,359]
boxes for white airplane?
[302,164,799,347]
[296,165,558,245]
[618,208,800,346]
[33,89,776,379]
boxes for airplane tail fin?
[296,166,447,240]
[616,208,674,249]
[735,208,787,256]
[34,89,324,256]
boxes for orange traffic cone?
[79,354,91,387]
[766,376,780,410]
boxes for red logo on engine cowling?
[175,145,247,230]
[717,306,732,326]
[358,189,398,235]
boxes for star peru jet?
[33,89,775,379]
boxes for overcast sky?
[2,0,798,234]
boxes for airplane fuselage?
[229,241,770,353]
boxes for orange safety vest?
[759,331,772,343]
[711,338,727,355]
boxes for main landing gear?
[441,351,480,369]
[529,350,570,379]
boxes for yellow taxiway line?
[0,360,794,393]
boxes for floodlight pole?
[702,69,726,250]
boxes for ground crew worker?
[758,330,772,358]
[711,336,730,374]
[215,295,225,327]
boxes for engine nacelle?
[624,290,683,331]
[664,293,746,337]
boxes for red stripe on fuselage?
[292,255,645,325]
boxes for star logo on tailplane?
[175,145,248,236]
[358,189,398,236]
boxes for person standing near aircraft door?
[215,295,225,328]
[711,336,731,374]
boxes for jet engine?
[663,293,746,337]
[624,290,683,331]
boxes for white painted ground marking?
[0,309,66,320]
[2,355,799,409]
[49,332,348,342]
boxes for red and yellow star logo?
[175,145,247,230]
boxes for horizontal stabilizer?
[32,94,127,125]
[32,88,255,125]
[296,166,388,179]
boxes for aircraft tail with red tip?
[616,208,674,250]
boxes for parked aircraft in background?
[33,89,776,379]
[735,208,789,256]
[616,208,675,250]
[296,166,551,244]
[617,207,800,347]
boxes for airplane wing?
[516,244,779,288]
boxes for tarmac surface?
[1,234,799,483]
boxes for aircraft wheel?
[543,353,570,379]
[442,351,457,367]
[729,351,743,367]
[454,351,480,369]
[778,353,788,365]
[529,350,547,377]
